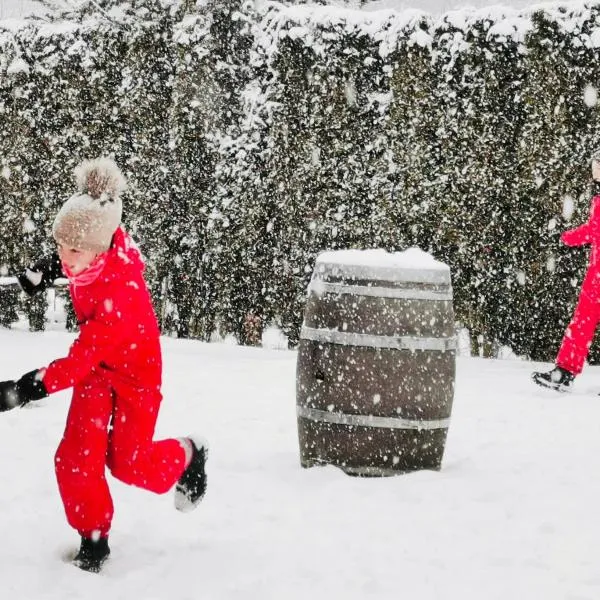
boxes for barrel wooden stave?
[297,341,454,421]
[298,420,448,475]
[303,293,454,338]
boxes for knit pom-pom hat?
[52,157,126,253]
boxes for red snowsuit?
[41,227,187,539]
[557,194,600,375]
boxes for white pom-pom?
[74,157,127,200]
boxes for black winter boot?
[532,366,575,392]
[72,536,110,573]
[175,437,208,512]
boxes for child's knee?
[107,447,142,485]
[107,445,173,494]
[54,444,65,474]
[55,436,77,471]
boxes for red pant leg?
[557,273,600,374]
[106,384,187,494]
[54,372,114,538]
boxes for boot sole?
[532,375,571,393]
[72,555,109,573]
[174,443,209,513]
[63,548,110,573]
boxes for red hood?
[105,227,145,276]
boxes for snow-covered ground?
[0,327,599,599]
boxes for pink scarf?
[62,254,108,287]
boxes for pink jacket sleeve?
[561,196,600,246]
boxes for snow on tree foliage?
[0,0,600,358]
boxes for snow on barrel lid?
[313,248,450,285]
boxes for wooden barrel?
[296,248,456,476]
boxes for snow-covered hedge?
[1,0,600,359]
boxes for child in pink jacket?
[533,150,600,391]
[0,158,208,573]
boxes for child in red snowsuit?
[533,151,600,391]
[0,158,208,573]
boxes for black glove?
[0,370,48,412]
[17,253,63,297]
